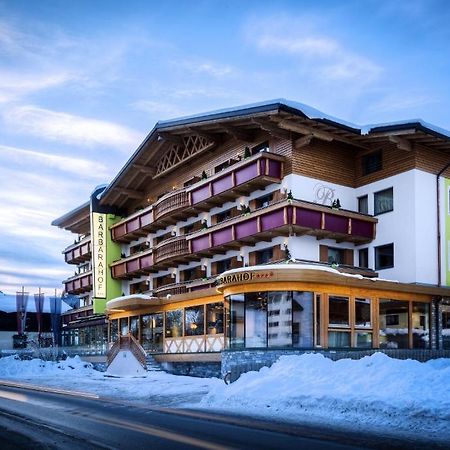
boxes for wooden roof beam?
[294,134,314,149]
[223,125,254,142]
[132,163,156,175]
[187,127,217,141]
[252,119,292,140]
[277,120,334,142]
[389,135,413,152]
[157,132,184,146]
[114,187,144,199]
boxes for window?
[379,299,409,349]
[165,309,183,338]
[216,258,232,274]
[206,303,224,335]
[374,187,393,215]
[355,298,371,327]
[251,141,269,155]
[185,306,205,336]
[442,304,450,349]
[358,195,368,214]
[130,316,139,339]
[255,193,273,209]
[256,247,273,264]
[412,302,430,349]
[375,243,394,270]
[327,247,345,264]
[359,248,369,268]
[362,151,382,175]
[245,292,268,347]
[328,296,349,326]
[229,294,245,348]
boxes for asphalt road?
[0,382,445,450]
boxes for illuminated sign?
[217,271,274,285]
[91,212,107,298]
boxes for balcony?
[153,235,197,268]
[151,277,216,298]
[63,236,91,264]
[186,151,284,211]
[187,198,377,257]
[110,151,285,243]
[64,271,92,295]
[110,249,154,280]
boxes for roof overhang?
[215,264,450,297]
[52,201,90,235]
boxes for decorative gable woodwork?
[155,134,216,178]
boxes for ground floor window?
[443,305,450,349]
[228,290,431,350]
[62,325,107,353]
[228,291,314,349]
[109,302,225,353]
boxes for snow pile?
[201,353,450,439]
[0,355,94,377]
[0,355,221,407]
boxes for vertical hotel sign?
[92,212,107,298]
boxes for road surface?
[0,382,444,450]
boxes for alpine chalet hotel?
[53,100,450,377]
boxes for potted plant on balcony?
[201,170,208,180]
[244,146,251,159]
[331,199,341,210]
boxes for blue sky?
[1,0,450,294]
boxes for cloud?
[0,144,109,179]
[2,105,143,151]
[0,70,76,103]
[132,100,187,119]
[368,92,437,114]
[249,16,382,85]
[177,59,236,78]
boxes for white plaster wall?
[283,174,355,209]
[414,170,438,285]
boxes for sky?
[1,0,450,295]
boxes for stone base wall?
[222,348,450,382]
[160,361,221,378]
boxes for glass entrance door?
[140,313,163,352]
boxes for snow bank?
[0,355,221,407]
[0,355,94,377]
[201,353,450,440]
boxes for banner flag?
[16,290,29,335]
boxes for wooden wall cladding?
[292,139,356,187]
[354,144,416,187]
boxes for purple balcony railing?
[188,199,376,255]
[64,271,93,294]
[111,250,154,279]
[110,152,285,242]
[63,237,91,264]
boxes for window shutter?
[273,245,283,261]
[344,249,354,266]
[319,245,328,262]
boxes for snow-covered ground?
[0,353,449,444]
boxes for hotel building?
[53,100,450,375]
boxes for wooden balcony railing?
[153,235,193,267]
[63,236,91,264]
[186,151,284,211]
[187,199,377,257]
[153,189,190,221]
[110,249,154,279]
[151,277,215,297]
[110,151,285,243]
[64,271,92,294]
